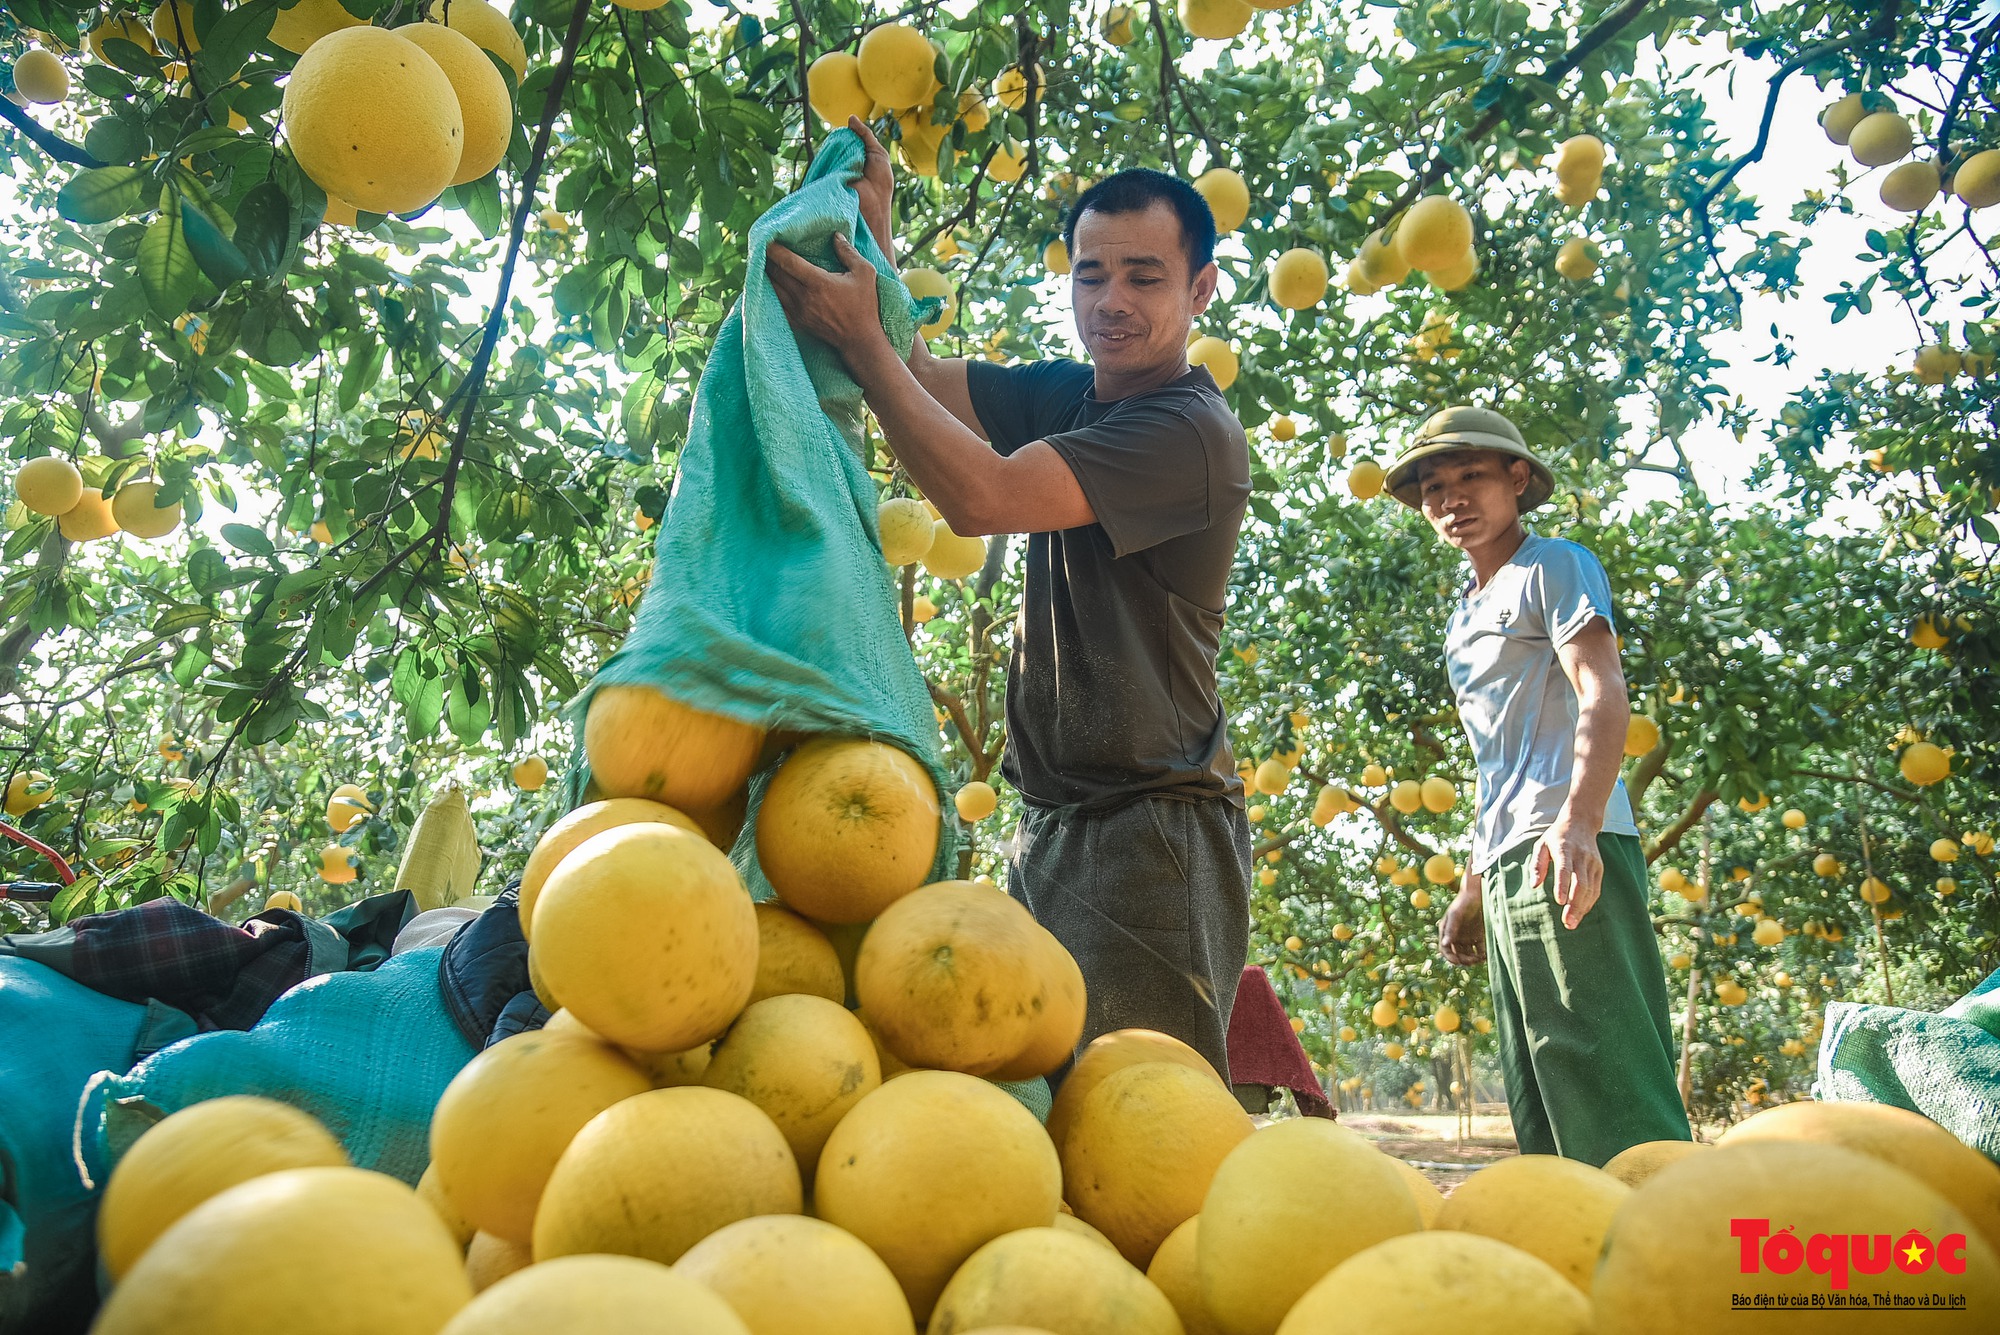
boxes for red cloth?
[1227,965,1333,1118]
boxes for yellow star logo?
[1901,1239,1927,1267]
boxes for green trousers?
[1483,831,1692,1166]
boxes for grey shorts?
[1008,794,1252,1081]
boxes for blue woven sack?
[566,128,954,898]
[89,946,476,1189]
[0,960,162,1335]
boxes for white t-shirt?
[1444,533,1640,872]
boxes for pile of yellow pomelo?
[82,687,2000,1333]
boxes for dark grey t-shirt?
[966,357,1251,812]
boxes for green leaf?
[57,166,148,225]
[179,198,250,290]
[152,603,219,634]
[83,116,150,166]
[139,192,201,319]
[220,522,274,556]
[198,0,278,83]
[233,182,292,280]
[458,172,504,238]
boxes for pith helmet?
[1385,405,1555,512]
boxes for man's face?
[1069,201,1217,378]
[1417,449,1529,550]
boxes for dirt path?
[1340,1111,1519,1194]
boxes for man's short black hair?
[1061,168,1217,278]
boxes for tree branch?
[1645,787,1717,863]
[1375,0,1655,225]
[1147,1,1181,176]
[0,97,104,168]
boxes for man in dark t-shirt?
[766,120,1253,1078]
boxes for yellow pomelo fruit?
[509,756,546,792]
[428,1028,651,1244]
[1419,775,1456,812]
[1054,1211,1121,1251]
[260,889,303,913]
[1276,1230,1590,1334]
[1880,159,1940,212]
[1781,806,1807,829]
[987,140,1027,182]
[1555,133,1605,180]
[1102,3,1140,45]
[269,0,365,55]
[151,0,200,53]
[15,455,83,515]
[1625,714,1660,756]
[902,265,957,339]
[1048,1028,1221,1154]
[1388,779,1422,814]
[878,496,936,565]
[1198,1118,1423,1335]
[517,797,703,941]
[441,1253,750,1334]
[97,1095,348,1281]
[416,1163,475,1250]
[532,822,756,1052]
[1900,740,1950,786]
[701,994,880,1177]
[854,880,1046,1074]
[853,1006,917,1078]
[1380,1153,1444,1228]
[814,1070,1061,1320]
[112,480,182,539]
[856,22,938,109]
[584,682,765,815]
[1147,1216,1225,1335]
[676,1214,917,1335]
[1187,335,1238,389]
[1180,0,1254,43]
[1955,148,2000,208]
[1849,110,1912,167]
[93,1167,472,1335]
[1718,1101,2000,1249]
[89,14,158,62]
[923,518,988,578]
[808,51,873,127]
[758,738,940,923]
[748,902,844,1005]
[464,1230,532,1291]
[395,22,512,186]
[1814,852,1843,878]
[954,779,999,822]
[930,1226,1182,1335]
[1254,757,1290,795]
[427,0,527,81]
[1422,853,1456,885]
[1821,92,1868,145]
[1600,1138,1711,1188]
[1594,1141,2000,1333]
[994,62,1044,110]
[1554,237,1598,281]
[983,922,1087,1081]
[1424,247,1478,290]
[1063,1061,1254,1268]
[532,1086,802,1265]
[1361,762,1388,787]
[1753,916,1785,946]
[1357,228,1409,285]
[1268,247,1328,309]
[1193,167,1249,232]
[59,486,119,541]
[1397,195,1474,271]
[12,49,69,104]
[282,26,463,215]
[1434,1153,1627,1291]
[319,842,358,884]
[1933,837,1961,862]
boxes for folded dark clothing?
[0,890,415,1032]
[437,882,548,1048]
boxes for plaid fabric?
[63,897,311,1030]
[0,891,417,1032]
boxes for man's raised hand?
[766,231,885,366]
[846,116,896,265]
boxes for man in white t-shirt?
[1386,405,1691,1166]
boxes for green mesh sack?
[565,129,952,895]
[1815,967,2000,1165]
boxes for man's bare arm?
[908,339,986,439]
[1555,618,1630,831]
